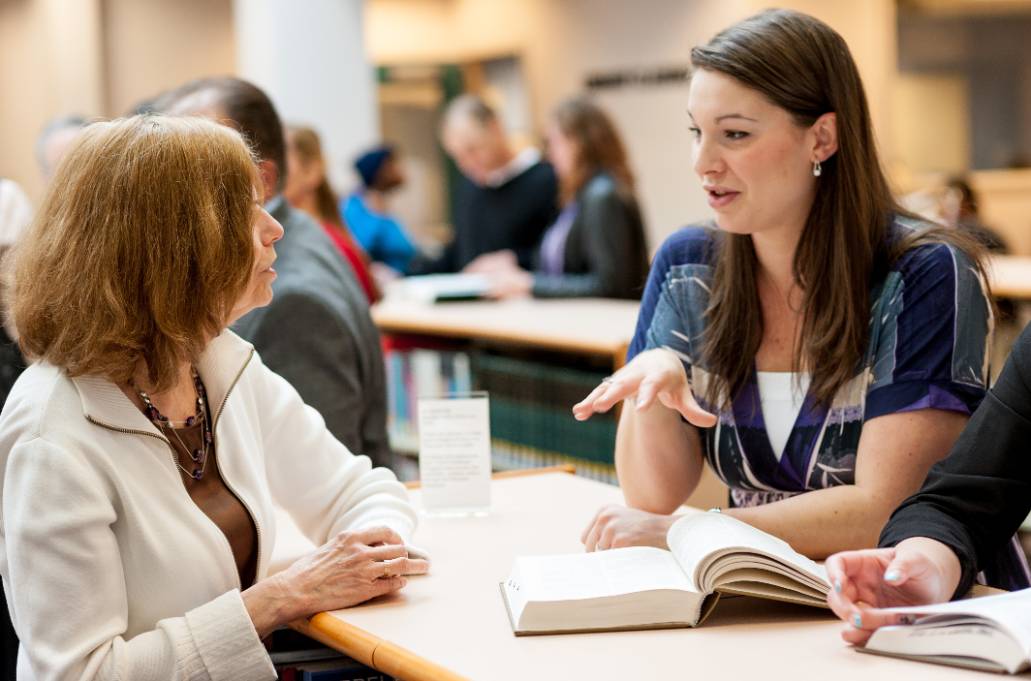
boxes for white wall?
[233,0,378,191]
[0,0,104,201]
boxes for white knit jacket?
[0,331,418,680]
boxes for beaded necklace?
[134,368,213,481]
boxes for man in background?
[163,77,392,468]
[410,94,557,274]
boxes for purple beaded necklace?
[134,368,214,481]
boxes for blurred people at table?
[342,145,418,276]
[465,96,648,300]
[285,125,379,302]
[940,176,1008,254]
[162,77,393,469]
[36,114,88,182]
[409,94,557,275]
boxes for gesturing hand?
[276,526,430,620]
[572,348,717,427]
[826,537,962,645]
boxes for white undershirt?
[756,372,811,461]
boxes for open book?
[860,588,1031,674]
[388,274,489,303]
[500,511,829,635]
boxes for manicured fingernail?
[852,614,862,628]
[833,579,842,593]
[884,569,901,582]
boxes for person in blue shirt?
[342,145,418,274]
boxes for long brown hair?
[552,96,635,205]
[286,125,344,228]
[9,115,258,393]
[692,9,987,408]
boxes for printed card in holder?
[417,392,491,516]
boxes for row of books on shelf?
[384,347,618,482]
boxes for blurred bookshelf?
[384,339,619,485]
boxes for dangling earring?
[812,160,822,177]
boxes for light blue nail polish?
[833,579,842,593]
[853,614,863,628]
[884,569,901,582]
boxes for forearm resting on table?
[616,401,703,513]
[726,485,920,560]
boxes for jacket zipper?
[209,349,268,583]
[86,347,268,587]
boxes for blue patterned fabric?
[627,218,1029,589]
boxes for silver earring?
[812,160,822,177]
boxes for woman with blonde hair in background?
[0,115,426,680]
[284,125,379,302]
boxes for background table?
[371,297,641,371]
[283,471,986,681]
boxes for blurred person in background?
[36,115,88,182]
[284,126,379,302]
[940,176,1008,254]
[343,145,418,276]
[409,94,557,274]
[465,96,648,300]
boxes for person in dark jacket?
[827,321,1031,645]
[465,96,648,300]
[409,94,557,274]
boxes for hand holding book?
[826,537,964,645]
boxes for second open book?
[501,511,829,635]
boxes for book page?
[878,587,1031,655]
[509,547,694,602]
[666,512,828,593]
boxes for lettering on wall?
[585,66,690,90]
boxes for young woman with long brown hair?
[464,96,648,299]
[284,125,379,302]
[574,9,1028,591]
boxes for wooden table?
[988,255,1031,300]
[282,471,982,681]
[371,297,640,370]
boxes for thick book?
[500,511,829,635]
[860,588,1031,674]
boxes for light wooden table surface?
[988,254,1031,300]
[280,472,985,681]
[371,297,640,369]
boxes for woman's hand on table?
[572,348,717,427]
[462,249,518,275]
[244,526,429,637]
[825,537,962,645]
[581,505,678,552]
